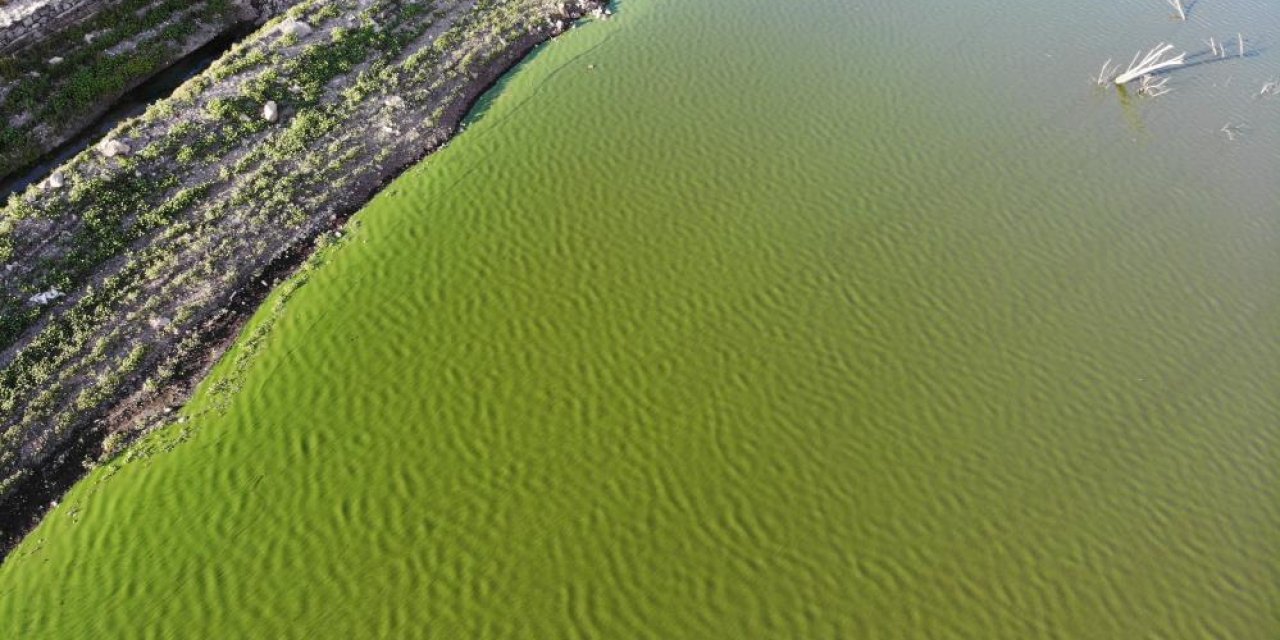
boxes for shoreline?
[0,0,609,560]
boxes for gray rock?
[97,138,131,158]
[28,289,63,305]
[277,19,312,38]
[262,100,279,122]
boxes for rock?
[47,56,62,65]
[553,19,565,33]
[148,316,170,330]
[97,139,131,158]
[262,100,279,123]
[28,289,63,305]
[43,172,64,190]
[277,19,313,38]
[83,32,96,45]
[383,95,406,110]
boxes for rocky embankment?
[0,0,608,545]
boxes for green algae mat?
[2,0,1279,636]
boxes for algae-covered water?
[2,0,1278,636]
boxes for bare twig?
[1220,122,1246,141]
[1260,80,1279,97]
[1094,58,1119,85]
[1139,74,1172,97]
[1205,37,1225,58]
[1166,0,1186,21]
[1237,33,1245,58]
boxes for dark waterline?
[0,26,253,201]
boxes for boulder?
[97,139,131,158]
[278,19,312,38]
[28,289,63,305]
[262,100,279,123]
[43,172,64,190]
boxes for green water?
[2,0,1278,636]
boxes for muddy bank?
[0,0,610,557]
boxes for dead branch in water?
[1114,43,1187,84]
[1165,0,1186,21]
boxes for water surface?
[1,0,1277,636]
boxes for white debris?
[28,289,63,305]
[47,56,63,65]
[262,100,279,123]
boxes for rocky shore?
[0,0,609,552]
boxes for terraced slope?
[0,0,250,180]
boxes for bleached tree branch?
[1114,43,1187,84]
